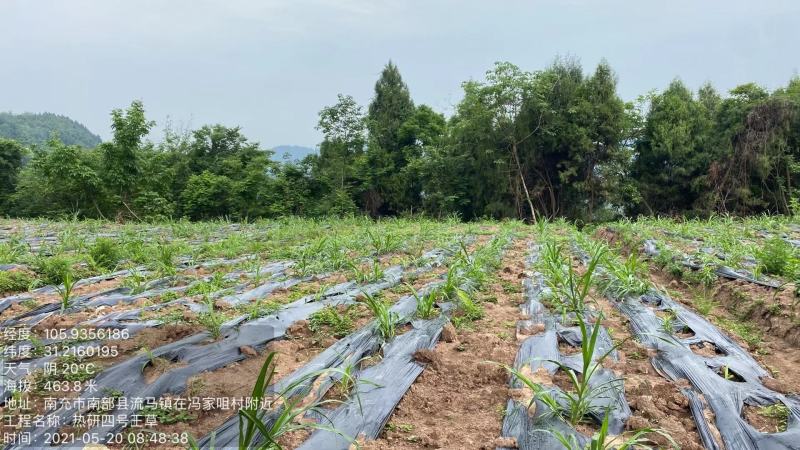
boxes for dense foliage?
[0,112,101,148]
[2,59,799,221]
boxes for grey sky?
[1,0,798,149]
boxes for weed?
[309,306,355,338]
[187,272,230,297]
[714,316,762,348]
[159,290,180,303]
[31,254,74,285]
[500,280,521,294]
[138,404,195,424]
[347,259,384,284]
[0,270,34,293]
[0,241,25,264]
[456,289,484,322]
[660,309,677,334]
[757,403,789,432]
[367,229,402,255]
[756,237,797,278]
[122,268,149,295]
[89,238,121,272]
[239,299,282,320]
[153,242,181,277]
[600,252,651,298]
[688,286,717,315]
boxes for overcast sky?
[1,0,798,149]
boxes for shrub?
[31,255,75,285]
[0,270,34,293]
[89,238,121,272]
[756,237,796,277]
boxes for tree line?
[1,58,799,222]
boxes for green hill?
[0,112,101,148]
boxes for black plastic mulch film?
[497,243,630,450]
[1,240,461,449]
[576,241,800,450]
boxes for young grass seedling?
[56,269,76,312]
[234,352,353,450]
[408,283,438,319]
[361,291,398,342]
[500,312,623,427]
[550,406,678,449]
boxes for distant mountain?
[271,145,317,162]
[0,112,102,148]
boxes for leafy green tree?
[631,80,709,214]
[13,138,104,217]
[180,171,233,220]
[705,83,798,214]
[0,138,25,214]
[388,105,446,214]
[101,100,155,213]
[573,61,632,220]
[311,94,367,215]
[264,160,314,217]
[364,62,415,215]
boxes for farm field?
[1,216,799,449]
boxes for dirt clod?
[493,437,518,448]
[441,323,457,343]
[239,345,258,357]
[286,320,311,338]
[413,349,441,370]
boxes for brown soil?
[742,403,788,433]
[360,238,528,450]
[713,280,800,346]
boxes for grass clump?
[714,316,762,349]
[30,254,75,286]
[309,305,355,338]
[0,270,34,293]
[452,289,484,328]
[756,403,789,433]
[197,298,227,339]
[756,237,797,278]
[600,252,652,298]
[238,299,282,320]
[88,237,121,272]
[186,272,230,297]
[138,404,196,424]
